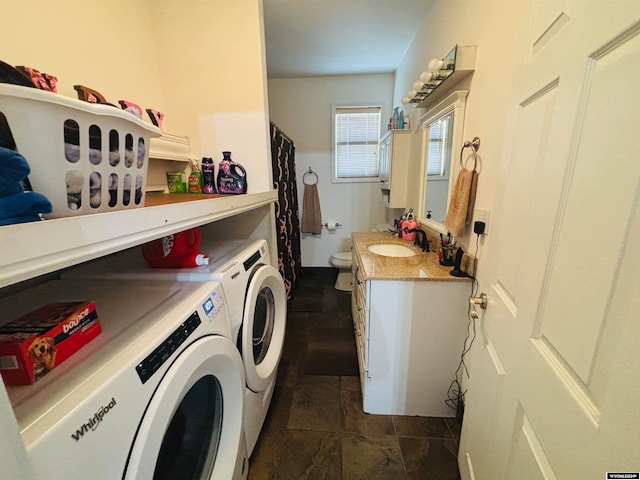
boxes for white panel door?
[459,2,640,479]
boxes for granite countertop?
[351,232,469,282]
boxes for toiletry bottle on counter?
[202,157,216,194]
[403,209,417,242]
[141,227,209,268]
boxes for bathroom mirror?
[418,91,468,233]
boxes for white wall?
[394,0,530,267]
[392,1,533,395]
[1,0,165,115]
[1,0,273,192]
[148,0,273,191]
[268,74,394,266]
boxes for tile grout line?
[391,416,410,476]
[444,417,460,446]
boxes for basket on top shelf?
[0,83,161,219]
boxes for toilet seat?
[330,252,352,268]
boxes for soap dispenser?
[403,209,418,242]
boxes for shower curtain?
[270,122,302,300]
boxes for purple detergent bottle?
[216,151,247,194]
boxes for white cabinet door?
[378,133,391,189]
[379,130,411,208]
[351,256,368,393]
[362,278,469,416]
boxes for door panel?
[460,2,640,478]
[495,81,558,306]
[540,32,640,386]
[506,409,557,480]
[531,1,570,55]
[463,332,507,480]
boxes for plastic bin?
[0,83,161,218]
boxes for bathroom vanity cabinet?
[351,235,470,417]
[379,129,411,208]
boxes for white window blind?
[334,106,381,179]
[427,112,453,176]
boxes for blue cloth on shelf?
[0,191,52,224]
[0,182,24,197]
[0,146,52,225]
[0,146,30,184]
[0,214,43,226]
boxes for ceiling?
[263,0,434,78]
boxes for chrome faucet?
[403,228,431,252]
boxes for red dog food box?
[0,301,101,385]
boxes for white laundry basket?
[0,83,161,218]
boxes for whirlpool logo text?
[70,397,117,441]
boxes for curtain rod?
[270,121,294,144]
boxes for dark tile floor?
[248,268,462,480]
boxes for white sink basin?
[367,243,416,257]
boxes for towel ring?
[459,136,481,171]
[303,167,318,185]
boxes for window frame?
[331,104,382,183]
[426,110,454,179]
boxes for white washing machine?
[0,279,248,480]
[64,238,288,457]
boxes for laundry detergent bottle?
[141,227,209,268]
[216,151,247,194]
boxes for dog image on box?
[28,336,57,378]
[0,301,101,385]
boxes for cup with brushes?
[439,233,456,266]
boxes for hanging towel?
[465,170,479,226]
[445,168,473,236]
[301,183,322,234]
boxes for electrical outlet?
[474,208,490,235]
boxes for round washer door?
[242,264,287,392]
[124,336,245,480]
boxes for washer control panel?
[243,249,262,271]
[136,312,201,384]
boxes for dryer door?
[124,336,245,480]
[242,264,287,392]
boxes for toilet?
[330,251,353,292]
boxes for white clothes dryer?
[206,239,287,456]
[64,238,288,457]
[0,279,248,480]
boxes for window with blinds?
[332,105,381,182]
[427,110,454,176]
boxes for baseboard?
[301,267,335,278]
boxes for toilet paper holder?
[323,222,342,229]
